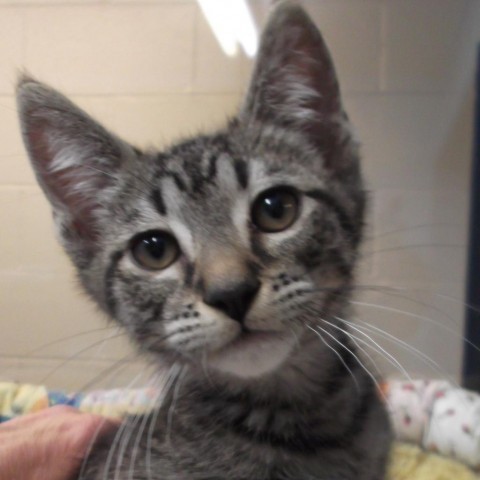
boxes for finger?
[0,404,80,428]
[68,414,120,453]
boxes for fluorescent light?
[197,0,258,58]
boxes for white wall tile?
[25,4,196,95]
[0,9,24,95]
[0,0,101,3]
[383,0,469,92]
[0,269,137,360]
[110,0,194,3]
[0,154,35,186]
[302,0,382,92]
[0,271,101,355]
[0,357,149,392]
[346,92,473,190]
[84,93,242,148]
[0,186,68,273]
[369,188,468,286]
[0,98,22,157]
[0,97,36,185]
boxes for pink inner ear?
[27,124,102,243]
[243,8,349,170]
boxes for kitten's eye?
[251,187,299,233]
[130,230,179,270]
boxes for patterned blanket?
[1,380,479,479]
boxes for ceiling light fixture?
[197,0,258,58]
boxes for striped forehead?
[150,151,249,224]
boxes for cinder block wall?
[0,0,478,389]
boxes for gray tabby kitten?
[17,2,392,479]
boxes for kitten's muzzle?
[203,279,260,324]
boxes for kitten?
[17,1,392,479]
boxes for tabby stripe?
[146,303,164,324]
[150,188,167,216]
[184,262,194,288]
[165,171,187,192]
[233,158,248,189]
[305,189,356,240]
[249,231,274,265]
[104,250,123,315]
[206,154,218,182]
[225,384,375,454]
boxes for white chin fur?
[207,332,296,378]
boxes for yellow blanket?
[388,443,479,480]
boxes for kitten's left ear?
[240,2,352,170]
[17,76,136,248]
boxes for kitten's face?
[17,3,364,378]
[94,128,360,377]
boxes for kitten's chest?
[85,388,390,480]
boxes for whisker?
[37,331,128,385]
[351,299,480,355]
[165,365,189,446]
[314,324,389,406]
[23,326,118,357]
[349,318,461,388]
[0,325,121,381]
[329,321,382,378]
[361,243,465,259]
[77,415,119,480]
[146,363,183,480]
[306,324,360,391]
[114,409,145,480]
[327,317,412,383]
[372,285,480,317]
[125,370,167,480]
[6,331,129,419]
[77,352,140,393]
[358,287,463,330]
[101,370,151,480]
[364,222,462,242]
[76,354,150,480]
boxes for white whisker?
[165,365,189,446]
[146,363,183,480]
[314,324,389,407]
[306,324,360,391]
[101,370,150,480]
[326,317,412,383]
[351,300,480,355]
[351,318,460,388]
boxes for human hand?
[0,405,119,480]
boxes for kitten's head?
[17,2,365,379]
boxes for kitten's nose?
[203,279,260,323]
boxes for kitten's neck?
[182,327,351,405]
[164,328,371,458]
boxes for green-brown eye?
[130,230,179,270]
[251,187,299,233]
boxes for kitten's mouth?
[207,329,296,378]
[229,329,281,349]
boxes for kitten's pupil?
[252,188,299,232]
[265,195,287,219]
[130,231,179,270]
[144,237,164,259]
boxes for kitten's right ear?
[240,2,353,172]
[17,76,136,244]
